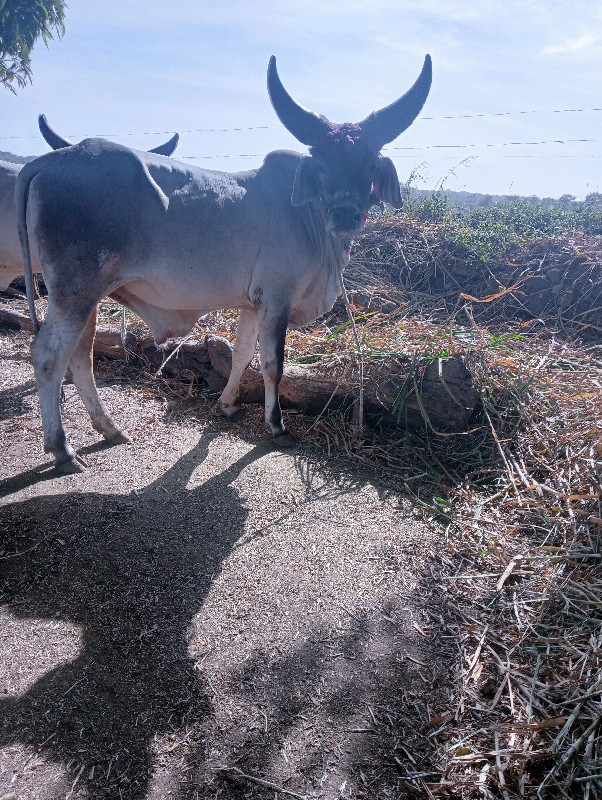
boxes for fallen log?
[0,304,478,431]
[200,335,477,431]
[0,305,35,333]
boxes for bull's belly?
[121,277,249,313]
[0,248,41,291]
[0,269,21,291]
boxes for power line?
[502,154,602,159]
[421,107,602,120]
[177,138,600,160]
[391,154,602,160]
[388,138,597,150]
[0,126,269,140]
[1,106,602,141]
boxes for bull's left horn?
[358,55,432,148]
[38,114,73,150]
[267,56,333,146]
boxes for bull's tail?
[15,160,43,333]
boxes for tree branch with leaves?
[0,0,66,93]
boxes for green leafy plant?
[0,0,66,93]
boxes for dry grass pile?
[350,217,602,336]
[431,334,601,799]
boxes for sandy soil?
[0,329,456,800]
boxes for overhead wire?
[1,105,602,140]
[177,139,601,160]
[2,106,600,162]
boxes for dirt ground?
[0,329,458,800]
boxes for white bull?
[0,118,178,291]
[17,56,432,473]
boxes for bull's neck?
[300,201,351,274]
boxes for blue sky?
[2,0,602,198]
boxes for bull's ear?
[374,157,403,209]
[291,157,322,206]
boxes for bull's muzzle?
[325,194,365,238]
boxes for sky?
[2,0,602,199]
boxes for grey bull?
[0,118,179,291]
[17,55,432,473]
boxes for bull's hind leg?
[218,311,259,419]
[31,300,96,473]
[257,308,295,447]
[68,305,132,446]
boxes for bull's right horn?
[267,56,333,146]
[149,133,179,156]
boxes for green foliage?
[400,190,602,268]
[403,192,455,225]
[0,0,66,93]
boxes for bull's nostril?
[332,206,361,227]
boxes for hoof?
[56,454,88,474]
[104,430,132,446]
[272,431,297,448]
[218,402,240,421]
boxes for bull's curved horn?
[38,114,73,150]
[149,132,179,156]
[267,56,332,146]
[358,55,432,148]
[39,114,179,156]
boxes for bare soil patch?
[0,330,458,800]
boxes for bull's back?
[20,142,331,315]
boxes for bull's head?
[267,55,432,248]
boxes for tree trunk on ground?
[0,304,478,431]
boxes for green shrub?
[398,192,602,268]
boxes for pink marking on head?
[310,123,364,155]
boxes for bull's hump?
[257,150,305,187]
[262,150,305,168]
[76,137,132,155]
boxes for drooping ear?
[291,157,322,206]
[374,157,403,209]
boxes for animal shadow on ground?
[0,378,36,422]
[180,445,455,799]
[0,427,456,799]
[0,434,268,799]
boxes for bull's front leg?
[258,307,295,447]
